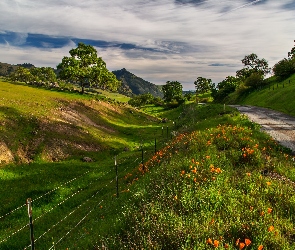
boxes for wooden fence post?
[27,198,35,250]
[115,156,119,198]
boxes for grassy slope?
[0,80,160,164]
[227,74,295,116]
[1,79,295,249]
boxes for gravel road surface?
[230,105,295,154]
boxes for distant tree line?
[7,43,120,94]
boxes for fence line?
[25,177,115,249]
[0,169,91,221]
[1,126,175,249]
[0,168,113,245]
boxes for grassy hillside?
[0,80,160,164]
[1,79,295,249]
[227,74,295,116]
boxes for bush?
[273,58,295,79]
[244,72,264,89]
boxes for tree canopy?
[162,81,183,103]
[194,77,214,94]
[236,53,270,80]
[57,42,120,93]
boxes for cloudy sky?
[0,0,295,90]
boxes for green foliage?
[272,45,295,80]
[212,76,240,102]
[184,91,195,101]
[244,72,265,89]
[273,58,295,79]
[194,76,214,95]
[57,42,120,94]
[238,53,270,77]
[30,67,57,83]
[162,81,183,103]
[9,67,33,82]
[128,93,157,107]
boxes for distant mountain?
[113,68,163,97]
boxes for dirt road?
[230,105,295,154]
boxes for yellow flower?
[266,181,271,186]
[268,225,274,232]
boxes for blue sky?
[0,0,294,90]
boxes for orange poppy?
[268,225,275,232]
[206,238,213,245]
[239,242,245,249]
[258,245,264,250]
[213,240,219,247]
[245,238,251,246]
[267,208,272,214]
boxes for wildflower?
[213,240,219,248]
[206,238,213,245]
[258,245,264,250]
[250,206,254,211]
[260,211,265,216]
[246,172,251,176]
[266,181,271,186]
[267,208,272,214]
[268,226,274,232]
[236,238,240,245]
[206,155,210,159]
[224,243,229,248]
[174,195,178,200]
[245,238,251,246]
[239,242,245,249]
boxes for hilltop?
[113,68,163,97]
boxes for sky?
[0,0,295,90]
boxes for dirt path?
[230,105,295,154]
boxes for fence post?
[141,143,144,171]
[115,156,119,198]
[166,126,168,139]
[27,198,35,250]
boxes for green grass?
[227,74,295,116]
[1,78,295,249]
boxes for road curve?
[230,105,295,154]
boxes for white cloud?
[0,0,295,90]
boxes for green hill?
[113,68,163,97]
[226,74,295,116]
[1,78,295,249]
[0,79,161,165]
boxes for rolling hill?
[113,68,163,97]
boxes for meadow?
[0,79,295,249]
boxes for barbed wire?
[0,169,91,221]
[25,176,115,249]
[0,168,113,245]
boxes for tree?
[211,76,240,102]
[273,58,295,79]
[273,44,295,79]
[194,77,214,94]
[236,53,270,80]
[57,42,120,94]
[162,81,183,102]
[9,67,33,82]
[30,67,57,83]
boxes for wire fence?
[0,125,177,249]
